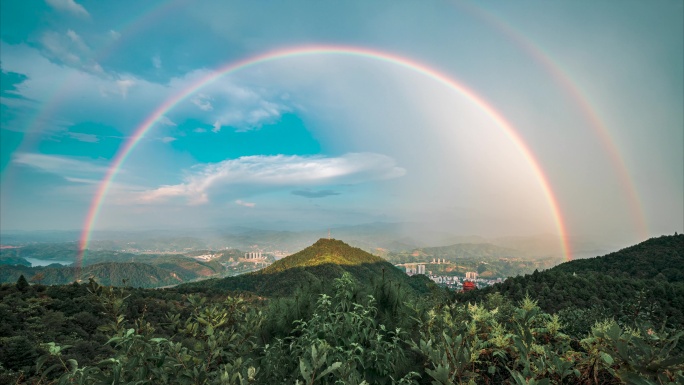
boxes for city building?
[244,251,263,259]
[465,271,478,280]
[463,281,477,291]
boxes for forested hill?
[0,262,189,288]
[180,238,436,297]
[457,234,684,333]
[553,233,683,281]
[258,238,386,273]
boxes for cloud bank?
[45,0,90,17]
[139,153,405,205]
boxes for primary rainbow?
[77,45,573,267]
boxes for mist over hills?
[0,221,613,259]
[0,222,631,289]
[407,242,524,260]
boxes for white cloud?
[40,30,103,74]
[109,30,121,40]
[45,0,90,17]
[194,128,207,133]
[158,116,177,126]
[13,153,107,175]
[215,100,288,132]
[65,29,88,51]
[161,136,177,143]
[191,93,213,111]
[235,199,256,208]
[64,177,99,184]
[116,79,135,99]
[40,31,81,65]
[1,42,293,138]
[138,153,405,205]
[167,68,291,131]
[67,132,99,143]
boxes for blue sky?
[1,0,682,247]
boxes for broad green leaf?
[600,352,614,365]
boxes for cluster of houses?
[397,263,503,291]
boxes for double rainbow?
[76,45,573,265]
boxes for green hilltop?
[257,238,386,274]
[181,238,435,297]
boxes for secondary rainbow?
[77,45,573,267]
[1,0,189,185]
[458,2,648,239]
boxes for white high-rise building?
[465,271,478,280]
[244,251,263,259]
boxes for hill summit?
[181,238,434,297]
[257,238,385,275]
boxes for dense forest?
[457,234,684,336]
[0,236,682,384]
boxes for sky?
[0,0,682,253]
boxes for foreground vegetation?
[1,236,682,384]
[1,274,682,384]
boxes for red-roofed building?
[462,280,476,291]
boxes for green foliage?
[1,261,214,288]
[554,234,684,282]
[261,239,387,273]
[2,235,683,384]
[39,282,264,384]
[410,294,580,384]
[261,273,417,384]
[15,274,29,291]
[458,235,684,336]
[580,320,684,384]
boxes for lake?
[25,257,73,267]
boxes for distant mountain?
[0,252,30,266]
[0,251,229,287]
[415,243,524,260]
[0,262,188,288]
[0,242,80,263]
[181,238,435,297]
